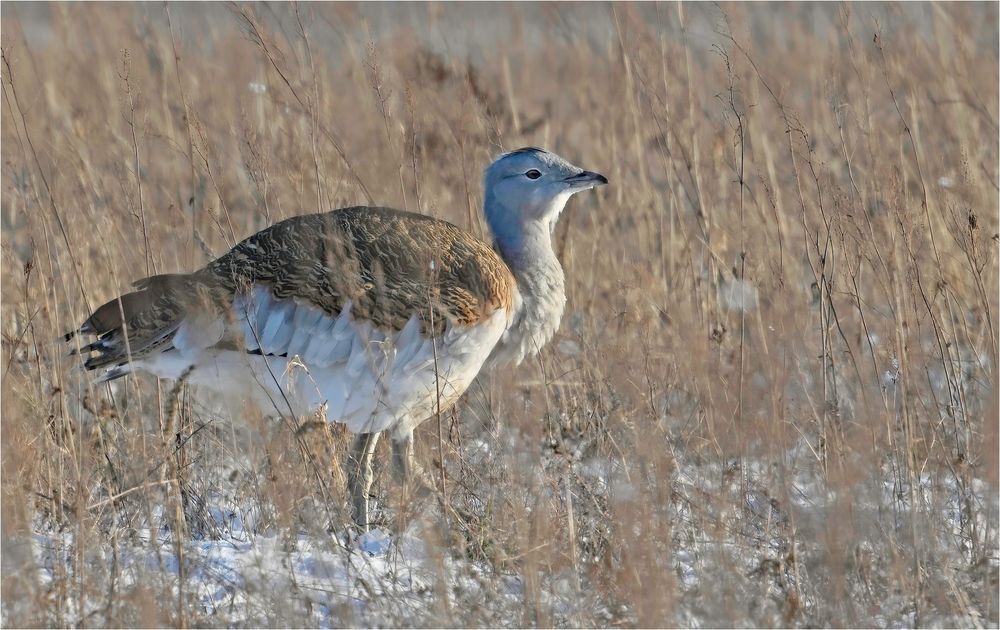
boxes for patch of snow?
[357,528,394,557]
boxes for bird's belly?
[167,309,509,437]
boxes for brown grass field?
[1,2,998,627]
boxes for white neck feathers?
[484,196,567,367]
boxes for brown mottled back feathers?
[73,207,517,370]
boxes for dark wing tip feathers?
[69,338,110,357]
[94,364,130,384]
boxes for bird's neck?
[485,198,567,366]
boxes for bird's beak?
[563,170,609,189]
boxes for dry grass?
[1,2,997,627]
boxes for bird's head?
[483,147,607,249]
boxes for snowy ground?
[14,435,996,628]
[23,499,574,627]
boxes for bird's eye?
[525,169,542,180]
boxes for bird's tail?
[66,273,192,381]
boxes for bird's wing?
[204,206,516,333]
[69,207,517,378]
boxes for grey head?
[483,147,607,263]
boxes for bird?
[67,147,608,530]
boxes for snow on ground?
[20,442,995,628]
[30,518,455,626]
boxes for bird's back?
[205,206,516,333]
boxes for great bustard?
[68,147,607,530]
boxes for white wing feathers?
[236,287,367,367]
[138,284,508,436]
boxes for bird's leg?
[346,432,381,531]
[390,430,434,491]
[391,430,474,529]
[390,431,435,527]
